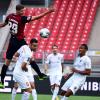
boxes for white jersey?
[13,45,33,74]
[73,55,91,79]
[45,53,64,75]
[61,55,91,94]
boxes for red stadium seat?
[23,0,99,60]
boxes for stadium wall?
[88,2,100,50]
[0,75,100,96]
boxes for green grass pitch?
[0,93,100,100]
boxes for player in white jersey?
[45,45,64,100]
[60,44,91,100]
[12,38,38,100]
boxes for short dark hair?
[16,4,24,11]
[52,45,58,49]
[30,38,38,44]
[81,44,88,50]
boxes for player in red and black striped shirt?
[0,4,54,87]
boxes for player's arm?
[13,52,20,61]
[61,63,64,73]
[72,57,91,75]
[14,52,20,57]
[0,22,8,28]
[31,8,54,21]
[0,16,9,28]
[71,68,91,75]
[21,62,28,72]
[61,54,64,73]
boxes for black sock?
[1,64,8,84]
[30,61,42,77]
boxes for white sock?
[52,87,59,100]
[51,88,54,93]
[12,88,17,100]
[61,96,68,100]
[22,92,30,100]
[32,89,37,100]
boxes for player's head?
[52,45,58,55]
[16,4,24,15]
[79,44,88,56]
[29,38,38,51]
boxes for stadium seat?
[23,0,99,60]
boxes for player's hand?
[22,67,28,72]
[12,56,18,62]
[48,7,55,13]
[71,68,77,73]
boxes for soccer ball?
[40,28,50,38]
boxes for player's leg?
[0,37,18,86]
[22,88,32,100]
[12,82,19,100]
[13,73,32,100]
[0,59,11,86]
[60,89,73,100]
[27,66,37,100]
[52,84,59,100]
[52,75,62,100]
[49,75,55,93]
[21,78,32,100]
[30,61,47,80]
[49,75,59,100]
[60,76,75,100]
[30,82,37,100]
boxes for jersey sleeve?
[5,15,9,24]
[21,16,32,23]
[85,57,91,69]
[17,46,23,54]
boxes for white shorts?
[13,73,31,89]
[25,65,34,82]
[13,65,34,89]
[13,73,34,83]
[49,74,62,86]
[61,74,86,94]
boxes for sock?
[51,88,54,93]
[52,87,59,100]
[30,61,42,76]
[22,92,30,100]
[12,88,17,100]
[65,96,68,100]
[61,96,68,100]
[32,89,37,100]
[1,64,8,84]
[60,96,63,100]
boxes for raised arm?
[31,8,54,21]
[71,68,91,75]
[0,22,8,28]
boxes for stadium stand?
[23,0,99,60]
[0,0,11,22]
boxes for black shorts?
[6,36,27,60]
